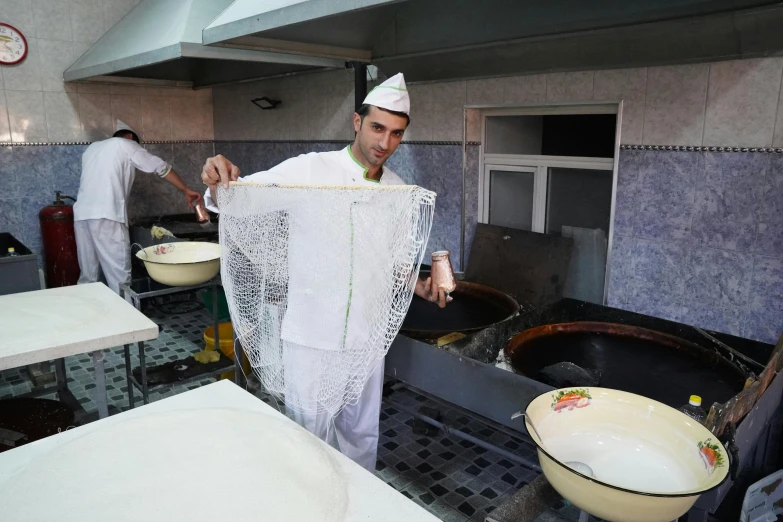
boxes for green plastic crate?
[199,287,231,321]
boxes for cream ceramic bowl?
[136,242,221,287]
[525,387,729,522]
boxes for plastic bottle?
[679,395,707,423]
[6,247,18,257]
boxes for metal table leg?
[234,340,244,386]
[139,341,150,404]
[55,358,67,393]
[123,344,135,409]
[212,280,220,362]
[92,350,109,419]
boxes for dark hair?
[357,104,410,127]
[113,129,140,143]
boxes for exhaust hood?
[200,0,783,84]
[63,0,345,88]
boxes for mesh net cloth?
[218,182,436,418]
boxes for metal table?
[0,283,158,420]
[119,277,244,408]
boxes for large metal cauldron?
[400,281,519,339]
[505,321,747,409]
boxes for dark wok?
[505,321,747,409]
[400,281,519,339]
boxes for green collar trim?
[346,145,380,183]
[368,85,407,93]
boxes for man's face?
[353,106,408,167]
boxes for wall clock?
[0,23,28,65]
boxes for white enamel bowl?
[524,387,729,522]
[136,242,221,287]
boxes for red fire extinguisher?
[39,191,80,288]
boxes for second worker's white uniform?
[73,137,172,294]
[205,146,405,472]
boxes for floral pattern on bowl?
[551,389,591,412]
[153,244,175,256]
[697,438,725,475]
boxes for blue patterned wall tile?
[15,147,54,199]
[633,151,702,242]
[50,145,86,198]
[606,234,635,308]
[0,147,20,199]
[171,143,214,190]
[690,153,764,251]
[143,143,174,163]
[259,143,293,172]
[19,196,51,254]
[685,247,753,306]
[754,155,783,257]
[691,186,758,251]
[0,199,23,241]
[614,149,644,236]
[385,144,433,187]
[680,301,745,337]
[743,256,783,344]
[626,288,683,323]
[758,155,783,224]
[754,223,783,258]
[629,238,690,297]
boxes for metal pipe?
[384,398,542,472]
[352,62,367,111]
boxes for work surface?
[0,380,441,522]
[0,283,158,370]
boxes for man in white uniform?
[74,121,203,294]
[201,74,449,472]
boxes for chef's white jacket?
[74,137,172,225]
[204,146,407,351]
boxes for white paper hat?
[362,73,410,115]
[115,119,141,140]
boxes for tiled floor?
[0,293,587,522]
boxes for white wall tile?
[546,71,594,102]
[593,68,647,145]
[140,96,171,141]
[76,81,110,93]
[0,90,11,141]
[432,80,466,142]
[109,83,147,96]
[503,74,546,105]
[466,78,504,105]
[110,94,141,135]
[39,39,75,92]
[2,37,42,91]
[0,0,37,39]
[78,92,111,140]
[774,86,783,148]
[283,88,309,140]
[44,91,80,140]
[6,90,47,142]
[72,40,90,59]
[33,0,71,41]
[402,84,433,141]
[703,58,783,147]
[103,0,136,31]
[322,81,354,141]
[643,64,708,146]
[169,96,213,140]
[70,0,105,44]
[465,108,481,143]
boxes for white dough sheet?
[0,409,349,521]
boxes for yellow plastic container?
[203,322,249,380]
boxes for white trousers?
[283,342,385,473]
[74,219,131,295]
